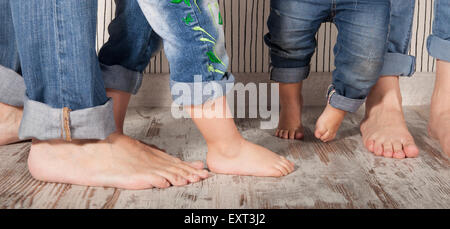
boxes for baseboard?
[129,72,435,108]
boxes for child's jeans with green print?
[137,0,234,106]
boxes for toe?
[274,164,289,176]
[374,142,383,156]
[187,161,205,170]
[320,131,331,142]
[382,143,394,158]
[365,139,375,152]
[404,140,419,158]
[392,142,406,159]
[295,131,304,140]
[282,130,289,139]
[288,130,297,140]
[149,176,171,189]
[156,169,189,186]
[275,129,280,137]
[314,127,326,139]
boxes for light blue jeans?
[265,0,390,113]
[0,0,232,140]
[0,0,115,141]
[428,0,450,62]
[137,0,234,105]
[380,0,416,77]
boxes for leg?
[361,0,419,159]
[427,0,450,157]
[264,0,328,140]
[138,0,294,176]
[11,0,208,189]
[99,0,163,133]
[315,0,390,142]
[0,0,24,145]
[429,60,450,157]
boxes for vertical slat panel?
[96,0,436,74]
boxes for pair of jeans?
[0,0,115,141]
[380,0,416,76]
[264,0,390,113]
[0,0,152,141]
[428,0,450,62]
[137,0,234,105]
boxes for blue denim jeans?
[381,0,416,77]
[428,0,450,62]
[0,0,116,140]
[265,0,390,112]
[138,0,234,105]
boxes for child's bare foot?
[276,82,304,140]
[206,138,295,177]
[361,76,419,159]
[0,102,22,146]
[315,104,346,142]
[27,132,209,189]
[186,96,295,177]
[428,60,450,157]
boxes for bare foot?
[0,102,23,146]
[27,132,209,189]
[276,82,304,140]
[361,76,418,159]
[186,96,295,177]
[315,104,346,142]
[206,138,295,177]
[428,60,450,157]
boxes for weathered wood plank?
[0,106,448,209]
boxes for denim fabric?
[0,65,26,107]
[380,0,416,77]
[0,0,25,107]
[4,0,116,140]
[138,0,235,106]
[265,0,390,113]
[98,0,163,95]
[427,0,450,62]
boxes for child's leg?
[361,0,419,159]
[427,0,450,157]
[315,0,390,142]
[264,0,328,140]
[137,0,294,176]
[185,96,294,177]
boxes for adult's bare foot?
[0,102,22,146]
[361,76,419,159]
[27,132,209,189]
[275,82,304,140]
[428,60,450,157]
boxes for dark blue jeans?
[265,0,390,112]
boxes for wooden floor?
[0,106,449,209]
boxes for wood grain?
[0,106,448,209]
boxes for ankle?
[207,137,245,157]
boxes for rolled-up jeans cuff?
[0,65,26,107]
[19,97,116,141]
[327,85,364,113]
[270,66,310,83]
[170,73,235,106]
[100,63,143,95]
[380,52,416,77]
[427,35,450,63]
